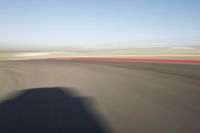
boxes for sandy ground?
[1,47,200,60]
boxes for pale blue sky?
[0,0,200,50]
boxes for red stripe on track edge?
[29,58,200,64]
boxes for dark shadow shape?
[0,87,109,133]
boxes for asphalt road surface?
[0,60,200,133]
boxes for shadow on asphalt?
[0,87,110,133]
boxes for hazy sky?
[0,0,200,50]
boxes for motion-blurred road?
[0,60,200,133]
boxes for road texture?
[0,60,200,133]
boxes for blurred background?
[0,0,200,133]
[0,0,199,60]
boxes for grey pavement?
[0,61,200,133]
